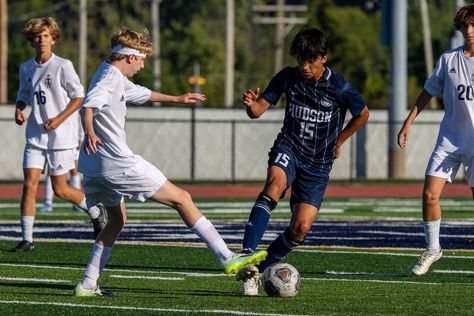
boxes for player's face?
[126,55,145,77]
[461,22,474,45]
[297,55,328,81]
[33,29,55,53]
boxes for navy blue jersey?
[261,66,366,169]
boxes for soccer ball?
[262,263,301,297]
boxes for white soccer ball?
[262,262,301,297]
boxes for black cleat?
[11,240,35,252]
[91,204,107,238]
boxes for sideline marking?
[0,300,309,316]
[0,277,69,283]
[303,277,441,285]
[433,269,474,275]
[110,274,185,281]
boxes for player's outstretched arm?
[242,87,270,119]
[43,97,84,130]
[398,89,432,149]
[14,101,27,125]
[335,106,369,158]
[148,91,206,104]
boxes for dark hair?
[289,28,328,62]
[454,4,474,31]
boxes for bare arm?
[81,107,102,155]
[242,87,271,119]
[397,89,433,149]
[148,91,206,104]
[43,97,84,130]
[335,106,369,158]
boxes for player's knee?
[52,185,67,199]
[423,189,440,204]
[23,180,38,193]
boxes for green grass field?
[1,197,474,315]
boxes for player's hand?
[177,93,206,104]
[43,116,62,130]
[398,128,408,149]
[84,133,103,155]
[15,108,26,125]
[242,87,260,107]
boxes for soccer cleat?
[91,204,107,238]
[222,250,267,275]
[411,249,443,276]
[240,274,260,296]
[11,240,35,252]
[236,265,259,282]
[39,204,53,212]
[73,283,113,297]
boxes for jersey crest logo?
[45,74,52,88]
[449,68,456,74]
[320,97,332,107]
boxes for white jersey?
[16,54,84,149]
[424,46,474,154]
[78,62,151,177]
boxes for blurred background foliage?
[6,0,459,108]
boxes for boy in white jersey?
[73,27,267,296]
[398,4,474,276]
[13,17,106,252]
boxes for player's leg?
[12,168,42,252]
[149,180,267,274]
[259,202,317,273]
[70,158,83,212]
[243,148,295,253]
[40,171,54,212]
[75,202,124,297]
[412,149,460,275]
[48,149,105,234]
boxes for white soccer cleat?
[411,249,443,276]
[236,265,259,282]
[73,283,113,297]
[39,204,53,212]
[240,274,260,296]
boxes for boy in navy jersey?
[237,28,369,295]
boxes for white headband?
[111,45,146,58]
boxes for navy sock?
[242,193,277,252]
[258,227,301,273]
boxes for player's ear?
[320,55,328,64]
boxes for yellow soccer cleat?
[222,250,267,275]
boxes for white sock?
[70,174,81,190]
[190,216,233,263]
[44,176,53,207]
[82,243,112,289]
[424,219,441,252]
[76,198,100,219]
[21,216,35,242]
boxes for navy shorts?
[268,145,330,209]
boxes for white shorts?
[83,157,167,207]
[425,148,474,186]
[23,144,75,176]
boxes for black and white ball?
[262,263,301,297]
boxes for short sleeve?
[60,60,85,99]
[124,78,151,104]
[424,55,445,97]
[336,79,366,117]
[260,67,293,106]
[81,81,111,114]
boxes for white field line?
[109,274,185,281]
[302,277,441,285]
[433,269,474,275]
[296,249,474,259]
[356,230,474,239]
[0,277,69,283]
[0,301,308,316]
